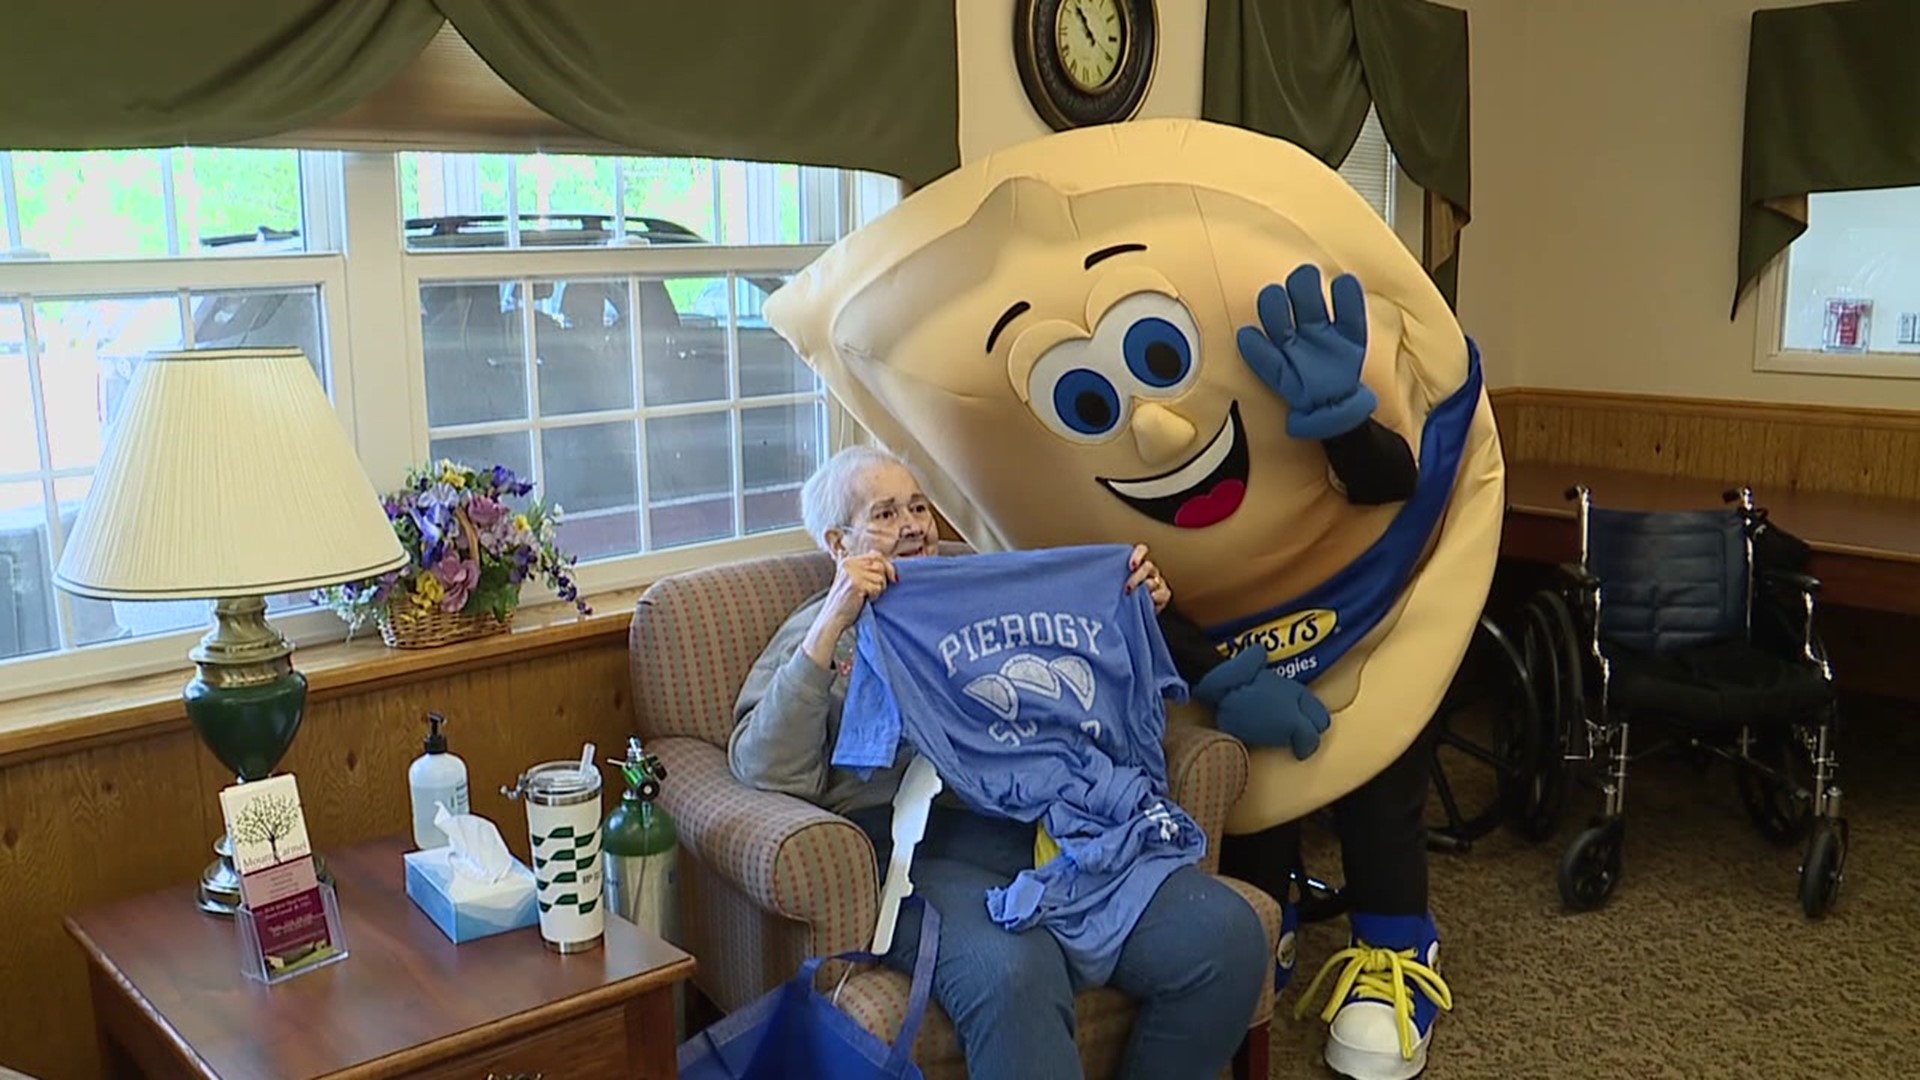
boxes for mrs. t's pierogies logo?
[1227,607,1337,678]
[938,611,1107,748]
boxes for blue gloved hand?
[1192,647,1333,760]
[1236,264,1379,440]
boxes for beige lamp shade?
[54,348,408,600]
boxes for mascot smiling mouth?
[1097,403,1250,528]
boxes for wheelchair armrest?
[1760,568,1822,597]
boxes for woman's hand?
[804,551,896,670]
[1126,544,1172,613]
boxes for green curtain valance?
[0,1,959,187]
[1201,0,1471,305]
[1735,0,1920,316]
[432,1,958,188]
[0,0,444,151]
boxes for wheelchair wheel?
[1427,613,1540,849]
[1517,589,1584,842]
[1798,817,1846,919]
[1733,729,1814,846]
[1558,816,1624,912]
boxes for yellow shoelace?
[1293,944,1455,1061]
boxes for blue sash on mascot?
[1206,340,1484,683]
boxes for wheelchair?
[1513,483,1849,917]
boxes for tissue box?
[403,847,540,943]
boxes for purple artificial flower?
[467,495,508,527]
[434,555,481,613]
[418,481,462,510]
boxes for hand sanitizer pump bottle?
[409,712,469,849]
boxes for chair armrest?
[1165,724,1248,872]
[652,737,879,958]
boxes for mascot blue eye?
[1052,369,1122,435]
[1123,317,1192,388]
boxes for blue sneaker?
[1294,912,1452,1080]
[1274,899,1299,992]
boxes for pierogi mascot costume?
[765,118,1503,1080]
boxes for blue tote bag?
[679,898,939,1080]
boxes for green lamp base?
[182,595,321,919]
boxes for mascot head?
[766,119,1504,830]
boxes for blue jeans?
[849,805,1267,1080]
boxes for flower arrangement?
[316,460,591,645]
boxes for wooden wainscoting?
[1491,387,1920,500]
[0,636,636,1080]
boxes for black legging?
[1219,718,1437,917]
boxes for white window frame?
[1752,253,1920,381]
[1751,185,1920,380]
[396,241,842,596]
[0,253,356,701]
[386,153,857,597]
[0,149,893,704]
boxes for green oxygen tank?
[601,736,678,942]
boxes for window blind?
[1338,107,1396,221]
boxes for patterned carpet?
[1265,696,1918,1080]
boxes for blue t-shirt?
[835,544,1204,987]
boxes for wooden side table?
[64,835,695,1079]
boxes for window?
[0,148,344,685]
[1756,185,1920,377]
[0,147,897,700]
[402,154,891,563]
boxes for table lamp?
[54,347,407,917]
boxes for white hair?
[800,444,911,551]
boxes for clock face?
[1053,0,1126,92]
[1014,0,1157,132]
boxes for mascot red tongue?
[1177,480,1246,528]
[762,117,1504,835]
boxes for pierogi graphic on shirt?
[769,119,1505,832]
[938,608,1108,746]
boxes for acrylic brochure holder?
[235,881,350,986]
[219,773,348,988]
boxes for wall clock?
[1013,0,1159,132]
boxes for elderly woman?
[729,445,1268,1080]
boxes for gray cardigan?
[728,592,911,815]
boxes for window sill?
[1756,348,1920,381]
[0,587,645,768]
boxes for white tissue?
[435,802,515,885]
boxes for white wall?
[1486,0,1920,406]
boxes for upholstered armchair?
[630,549,1279,1078]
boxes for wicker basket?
[375,501,519,649]
[378,597,514,649]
